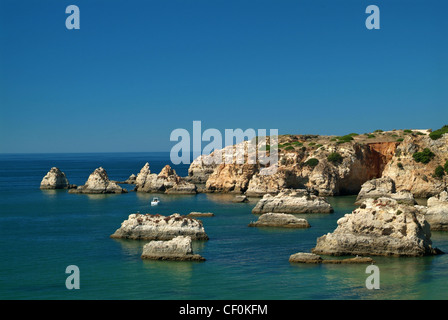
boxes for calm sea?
[0,153,447,300]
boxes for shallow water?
[0,153,447,300]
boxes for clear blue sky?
[1,0,447,153]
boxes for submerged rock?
[110,213,209,240]
[424,191,448,231]
[252,189,333,214]
[289,252,374,264]
[141,236,205,261]
[312,197,442,257]
[187,212,215,217]
[289,252,323,264]
[69,167,127,194]
[232,195,249,203]
[40,167,72,189]
[248,213,310,228]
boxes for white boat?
[151,197,160,206]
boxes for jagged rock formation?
[69,167,127,194]
[248,213,310,228]
[312,197,442,257]
[125,174,137,184]
[187,154,218,184]
[135,164,181,193]
[141,236,205,261]
[355,177,416,205]
[424,191,448,230]
[40,167,73,189]
[110,213,209,240]
[252,189,333,214]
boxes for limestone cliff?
[187,129,447,198]
[381,134,448,198]
[187,131,412,196]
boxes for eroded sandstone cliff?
[187,130,441,197]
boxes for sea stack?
[252,189,333,214]
[312,197,442,257]
[135,164,182,193]
[69,167,127,194]
[40,167,72,189]
[141,236,205,261]
[110,213,209,240]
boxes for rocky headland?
[252,189,333,214]
[312,197,442,257]
[141,236,205,261]
[248,213,310,228]
[110,213,209,240]
[69,167,127,194]
[186,128,447,198]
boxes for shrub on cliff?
[429,125,448,140]
[327,152,343,165]
[304,158,319,167]
[335,134,355,144]
[444,160,448,174]
[413,148,435,164]
[434,166,445,178]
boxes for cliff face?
[381,135,448,198]
[187,130,447,197]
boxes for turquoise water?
[1,153,448,300]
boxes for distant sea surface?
[1,152,448,300]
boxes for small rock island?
[248,213,310,228]
[69,167,127,194]
[141,236,205,261]
[312,197,442,257]
[252,189,333,214]
[40,167,73,189]
[110,213,209,240]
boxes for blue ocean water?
[0,153,447,300]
